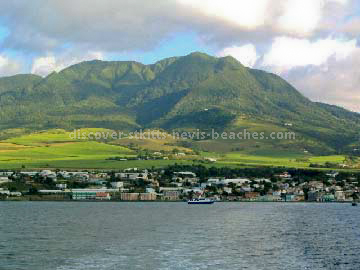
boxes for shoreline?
[0,198,354,203]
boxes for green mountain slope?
[0,52,359,154]
[0,74,42,94]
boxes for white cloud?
[277,0,325,35]
[330,0,348,4]
[276,0,349,36]
[177,0,270,29]
[262,37,356,73]
[285,48,360,111]
[0,55,22,77]
[0,0,359,112]
[218,44,258,67]
[31,51,104,76]
[0,0,353,53]
[0,0,184,53]
[31,56,57,76]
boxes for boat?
[188,198,215,204]
[352,202,357,206]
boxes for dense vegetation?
[0,52,360,155]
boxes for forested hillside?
[0,52,359,154]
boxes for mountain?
[0,52,359,154]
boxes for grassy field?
[112,130,194,152]
[0,129,356,170]
[3,128,113,146]
[215,152,347,168]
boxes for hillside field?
[0,129,357,170]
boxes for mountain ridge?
[0,52,359,154]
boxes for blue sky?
[0,0,360,111]
[106,32,215,64]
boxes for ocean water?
[0,202,359,270]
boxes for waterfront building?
[120,193,139,201]
[95,192,111,200]
[120,193,156,201]
[163,191,180,201]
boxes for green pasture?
[0,129,353,170]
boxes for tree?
[28,186,39,195]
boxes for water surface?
[0,202,359,270]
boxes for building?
[115,172,148,180]
[9,192,22,197]
[277,172,292,179]
[71,188,117,200]
[308,191,319,202]
[20,171,38,177]
[146,187,156,193]
[0,171,13,176]
[39,190,65,194]
[0,188,10,195]
[111,181,124,189]
[120,193,156,201]
[56,183,67,189]
[72,191,96,200]
[320,194,335,202]
[335,191,345,201]
[58,171,89,179]
[40,170,56,178]
[259,195,282,202]
[285,194,296,202]
[221,178,250,185]
[254,178,271,183]
[95,192,111,200]
[163,191,180,201]
[0,177,11,184]
[120,193,139,201]
[159,187,183,193]
[207,178,221,185]
[139,193,156,201]
[244,192,260,200]
[326,172,339,178]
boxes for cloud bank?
[0,0,359,110]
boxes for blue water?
[0,202,359,270]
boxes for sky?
[0,0,360,111]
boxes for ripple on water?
[0,202,359,270]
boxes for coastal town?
[0,165,359,203]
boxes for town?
[0,165,359,202]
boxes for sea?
[0,202,359,270]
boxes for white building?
[56,183,67,189]
[0,188,10,195]
[111,182,124,189]
[335,191,345,201]
[207,178,221,185]
[146,187,156,193]
[0,177,11,184]
[115,170,149,180]
[10,192,22,197]
[159,187,183,192]
[220,178,250,185]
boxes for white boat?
[187,198,215,204]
